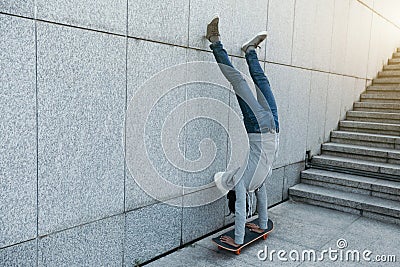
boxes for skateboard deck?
[211,218,273,255]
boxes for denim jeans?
[210,41,279,133]
[245,50,279,132]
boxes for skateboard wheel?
[217,246,222,250]
[263,234,268,240]
[235,249,241,255]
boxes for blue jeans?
[210,41,279,133]
[245,50,279,132]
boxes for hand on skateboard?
[245,222,265,233]
[219,223,264,247]
[219,236,240,247]
[212,219,274,255]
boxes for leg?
[210,41,274,133]
[245,50,279,132]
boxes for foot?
[241,31,268,53]
[245,222,265,233]
[219,235,241,247]
[206,14,220,42]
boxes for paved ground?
[146,200,399,266]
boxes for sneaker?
[241,31,268,53]
[206,14,220,42]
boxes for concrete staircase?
[289,48,400,225]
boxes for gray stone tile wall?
[0,14,36,248]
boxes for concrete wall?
[1,0,400,265]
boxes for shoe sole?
[241,31,268,52]
[210,13,219,22]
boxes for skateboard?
[211,218,273,255]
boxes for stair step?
[378,70,400,77]
[322,142,400,164]
[311,155,400,177]
[340,120,400,136]
[289,183,400,222]
[353,102,400,113]
[347,111,400,124]
[394,52,400,58]
[366,85,400,93]
[301,169,400,201]
[360,93,400,103]
[389,58,400,65]
[383,64,400,70]
[373,77,400,84]
[330,131,400,150]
